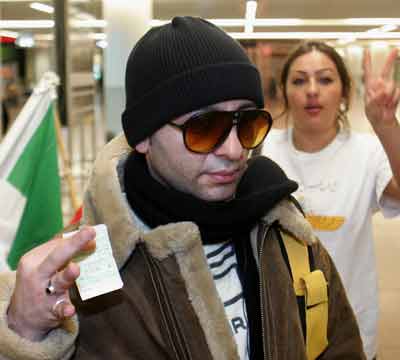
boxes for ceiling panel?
[154,0,400,20]
[260,0,400,18]
[0,0,400,34]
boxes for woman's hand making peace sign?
[363,48,400,201]
[363,48,400,133]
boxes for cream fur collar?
[83,134,317,269]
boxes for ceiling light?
[379,24,398,32]
[73,12,96,21]
[15,33,35,48]
[0,20,105,30]
[150,18,400,28]
[0,20,54,29]
[229,32,349,39]
[343,18,400,26]
[245,1,257,33]
[30,2,54,14]
[367,24,398,33]
[149,20,169,27]
[150,19,246,27]
[359,32,400,39]
[34,34,54,41]
[96,40,108,49]
[0,30,18,38]
[370,41,389,48]
[228,31,400,40]
[70,19,107,28]
[88,33,106,40]
[337,36,357,45]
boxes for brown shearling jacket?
[0,135,365,360]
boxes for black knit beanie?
[122,16,264,148]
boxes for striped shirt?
[204,241,249,360]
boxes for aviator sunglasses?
[169,109,273,154]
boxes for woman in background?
[261,41,400,360]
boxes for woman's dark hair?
[280,41,352,128]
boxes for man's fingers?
[381,48,398,79]
[61,302,76,318]
[51,298,76,320]
[48,262,80,294]
[38,227,96,278]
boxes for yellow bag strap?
[281,231,329,360]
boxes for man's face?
[135,99,255,201]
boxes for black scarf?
[124,152,297,244]
[124,152,297,358]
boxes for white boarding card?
[63,224,123,301]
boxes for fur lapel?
[83,135,142,268]
[83,133,316,267]
[262,199,317,245]
[143,222,241,359]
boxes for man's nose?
[213,126,245,160]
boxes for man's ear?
[135,138,150,154]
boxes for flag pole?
[53,105,80,213]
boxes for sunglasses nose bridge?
[231,111,241,127]
[209,112,240,152]
[226,111,242,139]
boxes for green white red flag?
[0,72,63,270]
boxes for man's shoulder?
[261,199,317,246]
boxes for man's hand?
[7,227,96,341]
[363,48,400,133]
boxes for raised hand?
[363,48,400,133]
[7,227,96,341]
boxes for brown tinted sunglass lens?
[238,111,271,148]
[185,112,232,153]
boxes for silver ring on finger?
[52,298,67,318]
[45,278,56,295]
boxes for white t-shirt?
[262,127,400,359]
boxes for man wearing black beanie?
[1,17,365,360]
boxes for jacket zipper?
[141,246,191,360]
[258,222,274,360]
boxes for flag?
[0,72,63,270]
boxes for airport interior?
[1,1,400,358]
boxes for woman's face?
[285,50,343,134]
